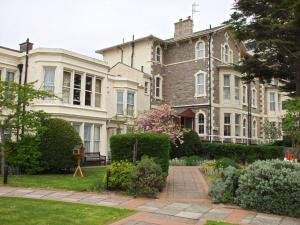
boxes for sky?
[0,0,234,58]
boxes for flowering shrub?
[237,160,300,217]
[136,104,183,144]
[108,161,135,191]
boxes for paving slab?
[175,211,202,219]
[203,209,232,220]
[280,217,300,225]
[251,214,282,225]
[23,190,54,198]
[79,196,107,203]
[184,204,212,214]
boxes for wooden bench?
[84,152,106,166]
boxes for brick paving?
[1,166,300,225]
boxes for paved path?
[1,166,300,225]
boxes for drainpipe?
[131,35,135,67]
[247,80,252,145]
[208,25,213,142]
[16,64,23,141]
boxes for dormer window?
[155,46,162,63]
[195,40,205,59]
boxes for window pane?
[6,71,15,81]
[95,93,101,108]
[235,77,240,101]
[235,114,241,136]
[93,125,100,153]
[73,74,81,105]
[73,123,80,133]
[85,76,92,106]
[198,114,204,123]
[84,124,91,153]
[127,93,134,116]
[44,67,55,93]
[96,79,101,93]
[155,77,161,97]
[117,91,123,114]
[224,75,230,86]
[62,71,71,103]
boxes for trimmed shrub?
[108,161,135,191]
[7,135,42,174]
[130,156,166,197]
[217,157,238,169]
[39,118,82,173]
[209,166,239,203]
[171,130,202,158]
[110,132,170,173]
[201,142,284,163]
[237,160,300,217]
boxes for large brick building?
[97,17,284,144]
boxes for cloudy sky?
[0,0,234,58]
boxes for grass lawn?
[205,221,238,225]
[6,167,107,192]
[0,196,134,225]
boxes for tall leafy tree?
[0,80,53,175]
[226,0,300,96]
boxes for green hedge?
[201,142,284,163]
[110,132,170,173]
[237,160,300,217]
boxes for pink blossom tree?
[136,104,184,143]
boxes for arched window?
[195,41,205,59]
[252,119,257,138]
[155,46,162,63]
[224,44,229,63]
[198,113,205,135]
[243,118,247,137]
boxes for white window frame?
[269,92,276,112]
[242,117,247,137]
[223,74,231,102]
[234,76,240,103]
[242,85,247,105]
[195,40,205,59]
[224,113,231,137]
[252,88,257,108]
[43,67,55,94]
[235,114,241,137]
[62,70,71,104]
[84,75,93,106]
[6,70,15,82]
[154,74,163,99]
[194,70,206,97]
[155,45,162,63]
[84,123,92,153]
[73,73,82,105]
[127,91,135,116]
[252,119,257,138]
[93,125,101,153]
[95,78,102,108]
[117,90,124,115]
[196,111,206,136]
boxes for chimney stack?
[19,41,33,53]
[174,16,193,39]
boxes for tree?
[263,119,282,144]
[283,98,300,152]
[136,104,183,144]
[0,80,53,175]
[226,0,300,96]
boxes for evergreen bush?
[39,118,82,173]
[237,160,300,217]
